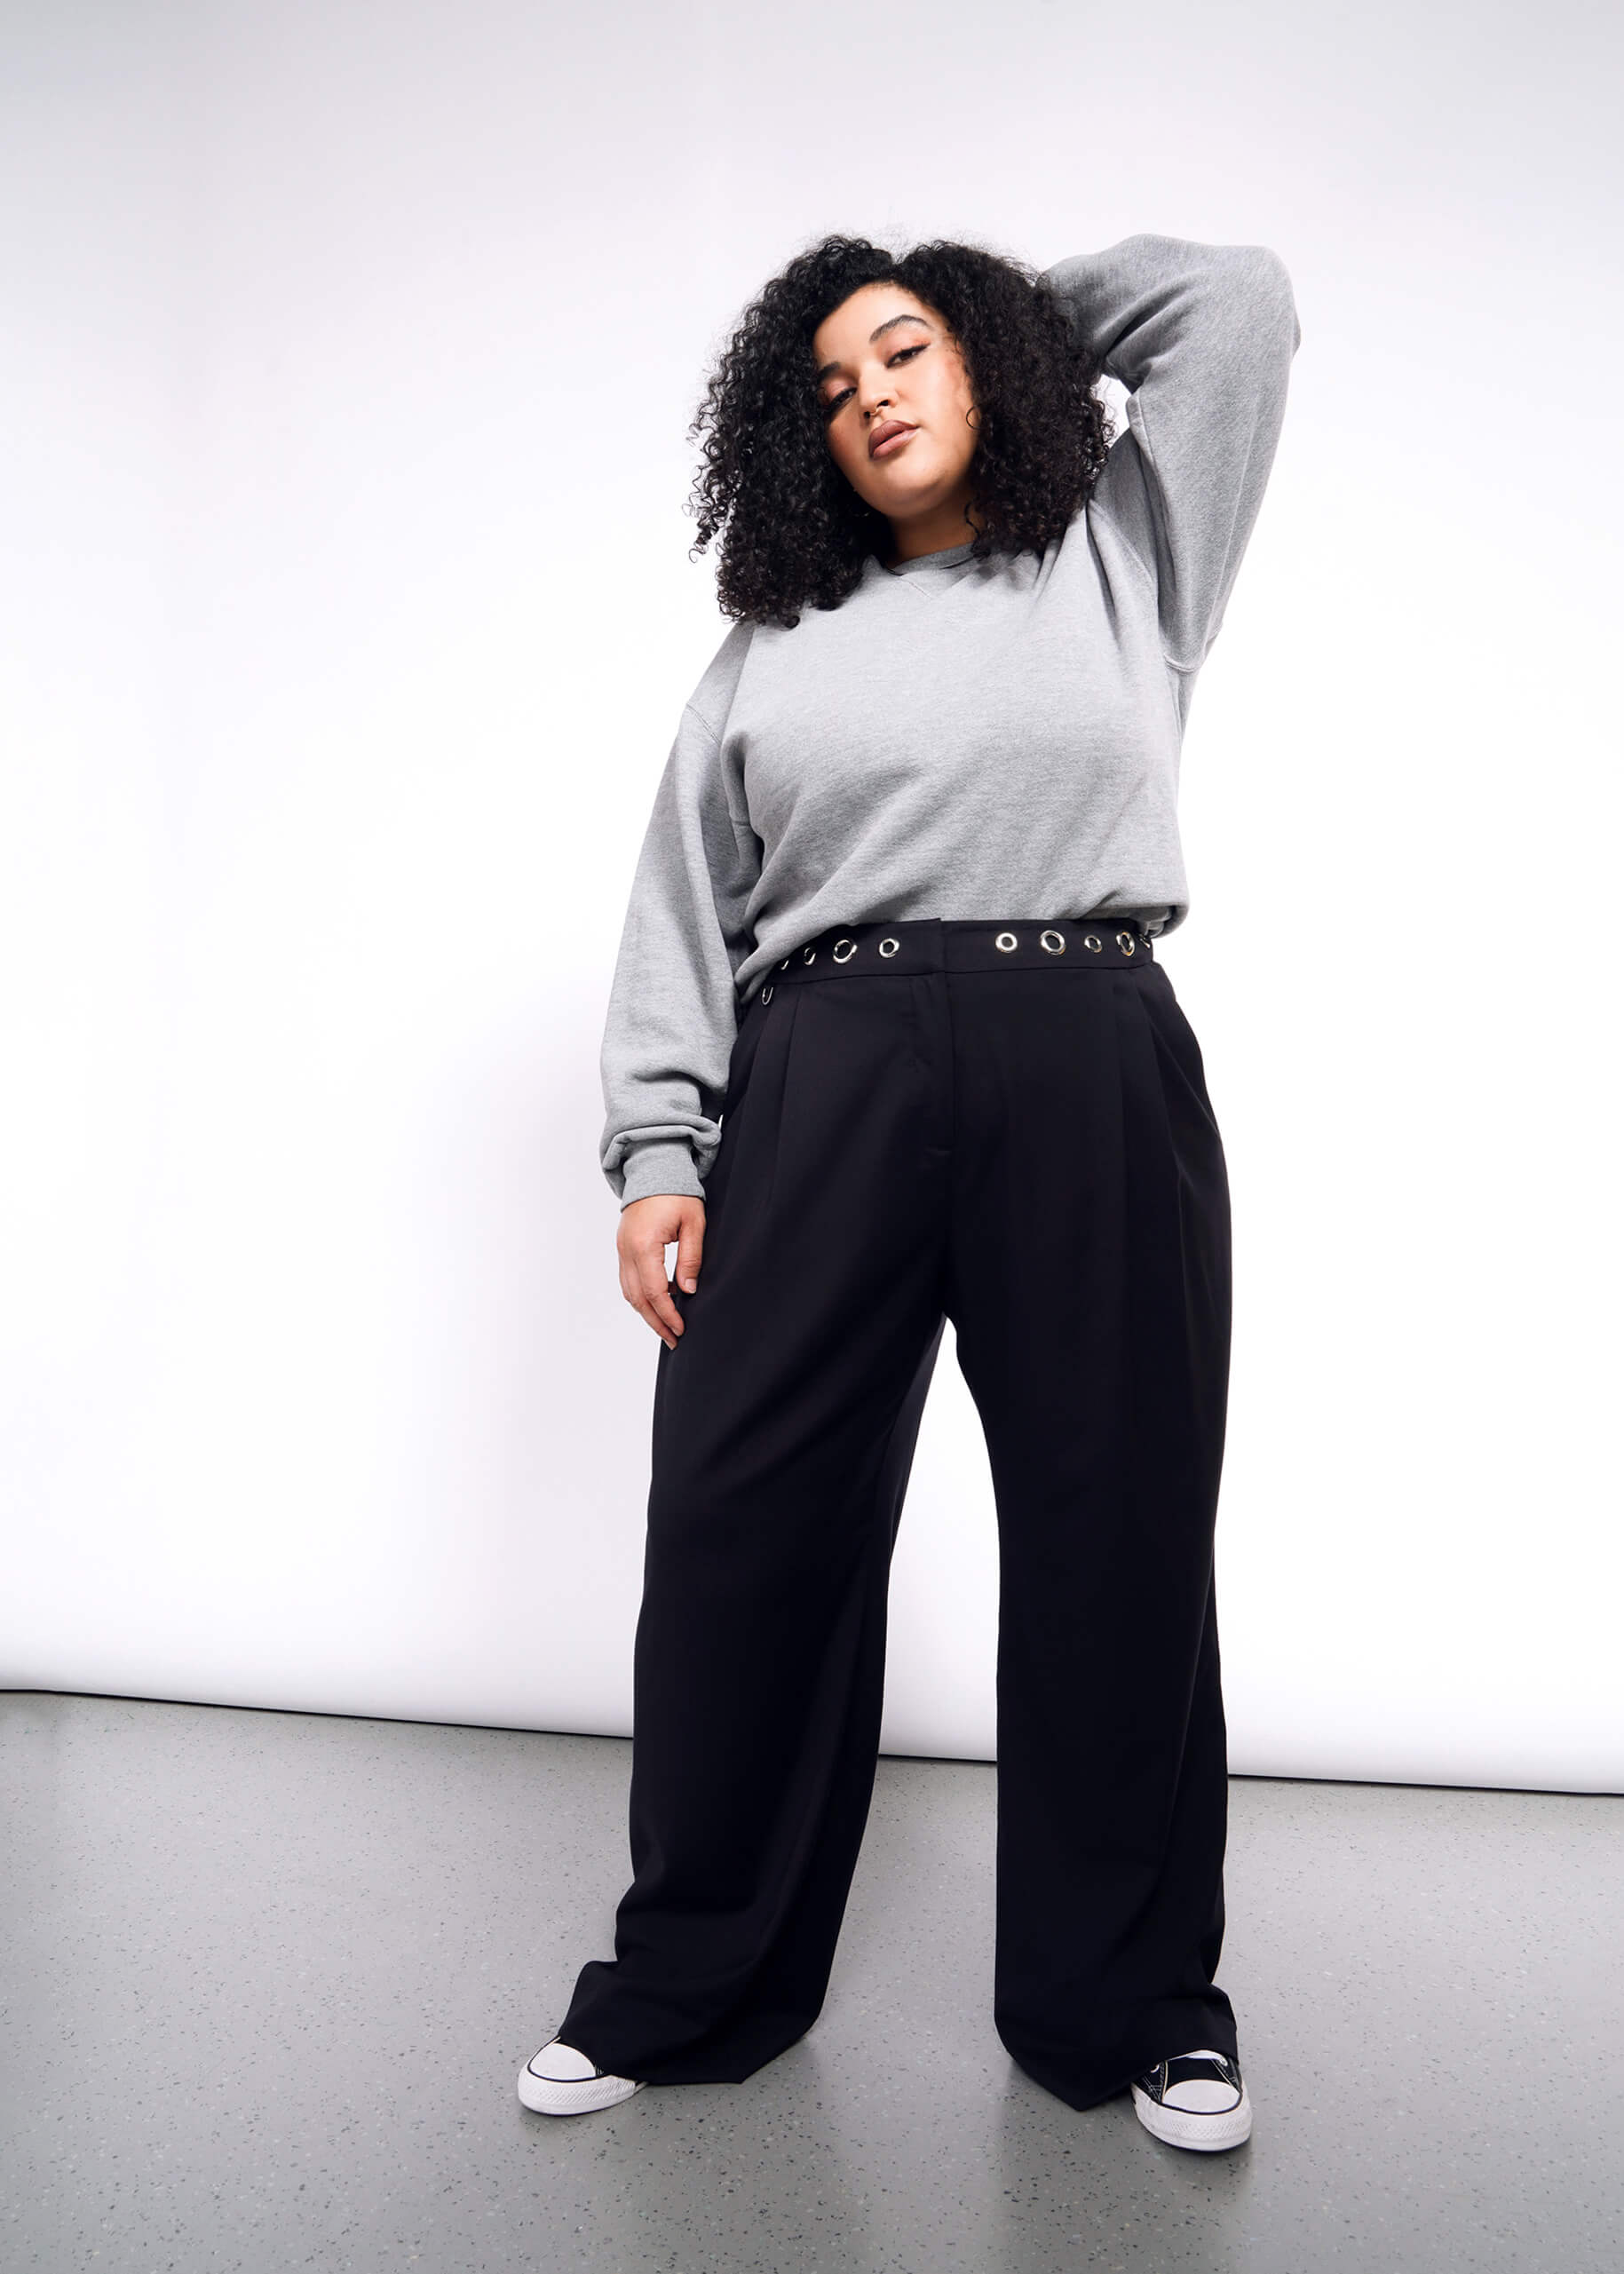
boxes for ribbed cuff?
[616,1139,705,1209]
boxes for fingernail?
[682,1277,697,1291]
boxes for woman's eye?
[821,345,925,420]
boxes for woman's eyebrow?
[814,313,931,387]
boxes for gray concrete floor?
[1,1692,1617,2273]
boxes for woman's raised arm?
[1043,233,1302,676]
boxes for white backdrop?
[3,0,1620,1790]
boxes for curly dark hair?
[685,233,1115,630]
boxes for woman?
[519,229,1301,2153]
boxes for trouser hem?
[559,2011,815,2088]
[997,2001,1242,2112]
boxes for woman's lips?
[870,424,917,460]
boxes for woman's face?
[812,283,979,530]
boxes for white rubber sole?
[516,2043,646,2117]
[1131,2076,1253,2151]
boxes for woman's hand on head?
[618,1193,707,1348]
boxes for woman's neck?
[883,490,984,568]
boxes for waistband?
[760,915,1156,993]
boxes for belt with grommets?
[755,915,1156,999]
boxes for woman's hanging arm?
[598,625,759,1210]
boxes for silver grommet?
[877,937,899,957]
[802,946,817,963]
[1040,929,1066,955]
[832,938,856,963]
[994,931,1018,952]
[1083,932,1102,952]
[1116,929,1136,955]
[778,956,790,970]
[761,984,773,1002]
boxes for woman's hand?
[618,1193,707,1349]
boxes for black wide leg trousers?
[560,914,1239,2112]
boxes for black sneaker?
[1130,2048,1252,2151]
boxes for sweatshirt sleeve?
[1042,234,1301,676]
[598,623,761,1208]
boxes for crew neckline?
[876,537,979,578]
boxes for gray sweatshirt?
[598,234,1301,1208]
